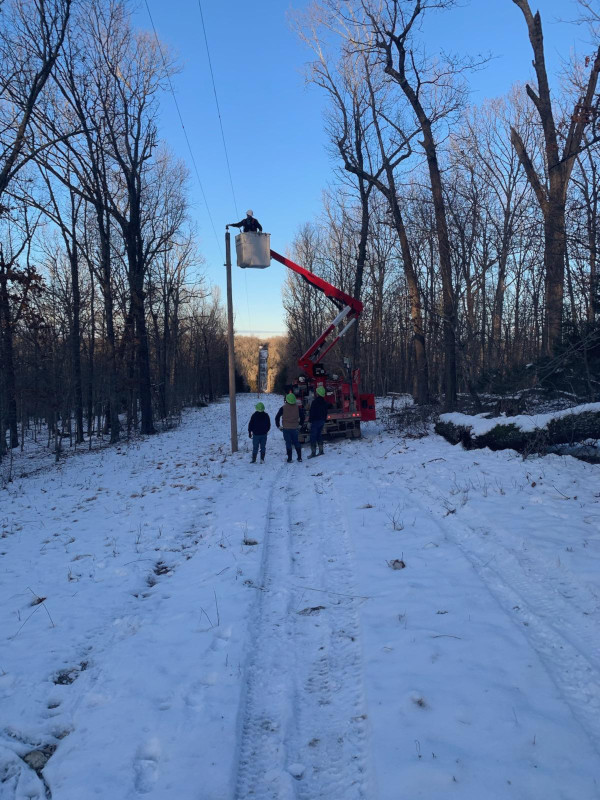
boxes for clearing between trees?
[1,395,599,799]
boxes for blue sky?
[135,0,589,336]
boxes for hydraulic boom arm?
[270,248,363,380]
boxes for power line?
[196,2,254,331]
[197,0,239,218]
[143,0,223,260]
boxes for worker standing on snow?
[229,209,263,233]
[275,393,305,463]
[248,402,271,463]
[307,385,328,458]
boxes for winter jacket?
[275,402,305,430]
[308,395,329,423]
[230,216,263,233]
[248,410,271,436]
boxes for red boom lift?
[233,230,376,441]
[269,249,376,442]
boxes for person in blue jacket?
[248,402,271,463]
[308,385,328,458]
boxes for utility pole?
[225,228,238,453]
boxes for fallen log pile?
[435,403,600,454]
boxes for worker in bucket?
[229,209,263,233]
[248,401,271,463]
[307,385,328,458]
[275,392,305,463]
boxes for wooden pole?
[225,229,238,453]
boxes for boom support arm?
[270,249,363,380]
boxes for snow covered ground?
[440,402,600,436]
[1,394,599,799]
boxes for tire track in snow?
[445,505,600,673]
[285,475,373,800]
[233,464,373,799]
[234,465,296,799]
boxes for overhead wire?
[197,0,239,218]
[143,0,223,262]
[196,0,254,333]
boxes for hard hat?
[285,393,297,404]
[316,386,326,397]
[246,209,254,216]
[255,402,265,411]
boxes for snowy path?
[234,463,372,799]
[2,395,600,799]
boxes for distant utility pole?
[225,228,238,453]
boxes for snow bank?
[440,402,600,437]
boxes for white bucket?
[235,232,271,269]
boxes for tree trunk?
[510,1,600,353]
[589,217,598,324]
[543,200,566,353]
[123,192,155,435]
[379,32,456,408]
[351,174,370,371]
[97,212,120,443]
[420,127,457,409]
[391,201,429,404]
[69,230,84,444]
[0,269,18,449]
[130,269,155,435]
[87,271,95,436]
[491,213,512,369]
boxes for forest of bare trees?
[287,0,600,410]
[0,0,229,461]
[2,0,600,463]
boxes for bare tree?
[358,0,482,409]
[0,0,72,201]
[283,223,330,358]
[0,207,43,450]
[509,0,600,354]
[86,1,175,435]
[453,93,533,370]
[39,0,178,436]
[0,0,72,451]
[297,7,431,402]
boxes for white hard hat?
[246,209,253,216]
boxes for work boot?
[260,453,265,463]
[307,442,317,459]
[286,449,293,463]
[296,446,302,462]
[318,442,324,456]
[251,455,256,463]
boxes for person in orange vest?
[275,392,305,463]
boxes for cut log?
[435,407,600,454]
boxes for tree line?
[4,0,600,463]
[0,0,229,460]
[284,0,600,410]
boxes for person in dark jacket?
[248,402,271,463]
[229,209,263,233]
[275,392,305,463]
[308,385,328,458]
